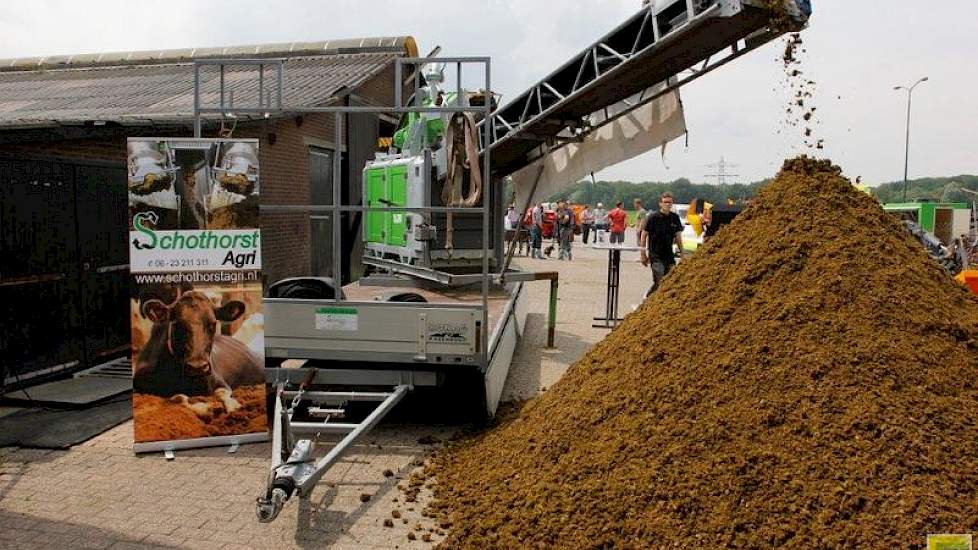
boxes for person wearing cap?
[556,200,575,260]
[593,202,608,232]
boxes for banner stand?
[127,138,268,454]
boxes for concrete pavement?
[0,238,654,549]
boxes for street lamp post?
[894,77,928,202]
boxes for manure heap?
[427,158,978,548]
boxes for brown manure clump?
[426,157,978,548]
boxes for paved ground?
[0,238,653,549]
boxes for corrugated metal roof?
[0,38,413,129]
[0,37,417,72]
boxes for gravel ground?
[0,237,653,549]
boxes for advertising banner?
[127,138,267,452]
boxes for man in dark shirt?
[640,191,684,295]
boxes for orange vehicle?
[571,204,585,227]
[956,270,978,295]
[522,205,558,239]
[542,208,557,239]
[541,202,586,236]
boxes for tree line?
[541,174,978,207]
[870,175,978,204]
[544,177,769,207]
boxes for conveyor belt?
[485,0,811,177]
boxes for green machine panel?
[365,167,387,244]
[387,165,408,247]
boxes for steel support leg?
[256,384,290,522]
[610,250,621,327]
[593,249,625,329]
[547,277,558,348]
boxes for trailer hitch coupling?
[256,440,308,522]
[256,487,289,523]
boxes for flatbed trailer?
[256,274,553,522]
[264,278,534,416]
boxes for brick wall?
[237,114,338,286]
[358,65,398,107]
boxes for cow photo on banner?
[127,138,267,452]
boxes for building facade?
[0,38,413,386]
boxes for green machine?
[363,63,491,271]
[364,162,408,248]
[883,201,971,246]
[362,133,445,269]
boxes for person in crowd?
[505,203,524,254]
[640,191,685,295]
[686,198,713,238]
[580,204,595,244]
[515,205,531,256]
[557,200,575,260]
[593,202,608,242]
[633,198,648,247]
[506,204,520,230]
[531,202,546,259]
[608,202,627,245]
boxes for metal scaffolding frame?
[193,55,495,370]
[193,57,501,523]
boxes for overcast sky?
[0,0,975,185]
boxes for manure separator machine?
[187,0,811,523]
